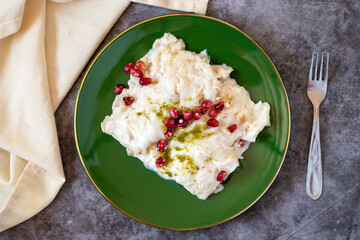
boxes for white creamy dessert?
[101,33,270,200]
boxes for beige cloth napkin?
[0,0,208,232]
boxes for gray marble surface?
[2,0,360,239]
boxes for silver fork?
[306,52,329,200]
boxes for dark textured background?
[2,0,360,239]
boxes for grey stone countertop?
[2,1,360,239]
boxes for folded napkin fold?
[0,0,209,232]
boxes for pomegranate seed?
[124,62,134,73]
[135,60,146,70]
[139,77,152,86]
[216,170,227,182]
[114,84,125,94]
[192,112,201,120]
[208,108,218,117]
[214,101,225,112]
[164,129,173,138]
[228,124,238,133]
[195,106,206,114]
[157,139,167,152]
[201,100,213,109]
[238,139,246,147]
[176,119,189,128]
[164,118,176,128]
[130,68,143,78]
[207,118,219,127]
[156,156,166,167]
[123,97,134,106]
[169,108,180,119]
[182,111,193,121]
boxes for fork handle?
[306,106,322,200]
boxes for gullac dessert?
[101,33,270,200]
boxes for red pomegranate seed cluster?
[114,60,156,106]
[127,60,152,86]
[164,99,225,137]
[199,100,223,128]
[163,108,190,138]
[155,99,226,168]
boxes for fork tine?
[314,52,319,80]
[324,52,329,82]
[319,53,324,81]
[309,52,315,80]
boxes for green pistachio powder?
[140,96,220,177]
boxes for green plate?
[74,14,290,230]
